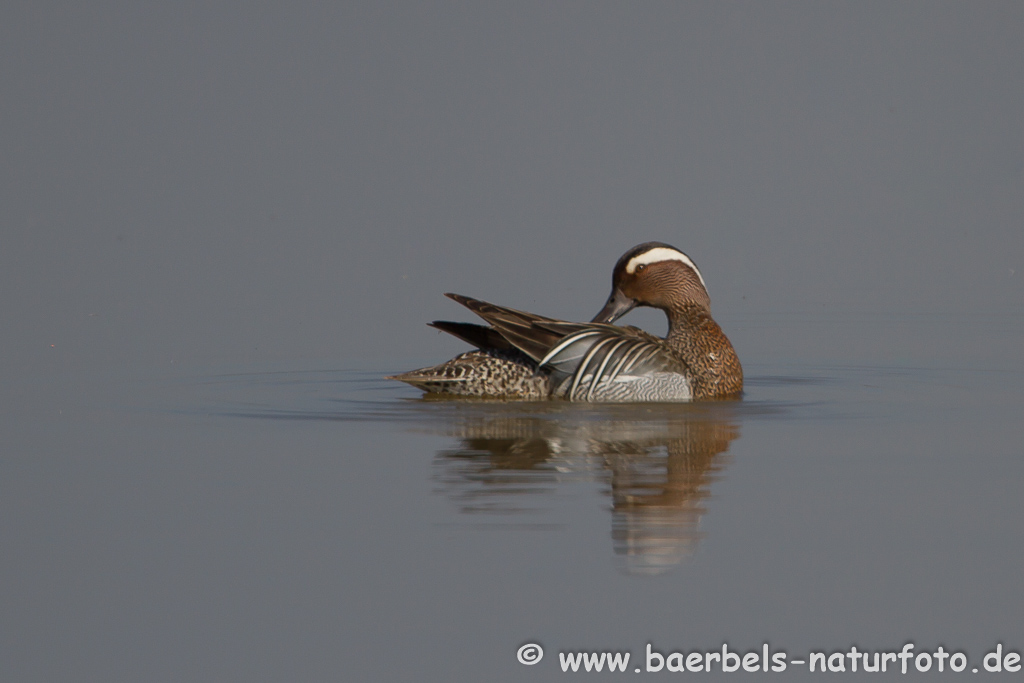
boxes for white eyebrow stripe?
[624,247,706,287]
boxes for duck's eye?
[635,264,647,272]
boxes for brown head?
[592,242,712,324]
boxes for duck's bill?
[591,288,636,324]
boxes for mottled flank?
[389,242,743,402]
[388,349,551,399]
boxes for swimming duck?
[389,242,742,401]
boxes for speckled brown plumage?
[591,242,743,399]
[388,348,551,399]
[663,304,743,399]
[389,242,743,402]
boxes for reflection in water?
[430,403,741,575]
[203,370,783,575]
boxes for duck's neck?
[664,303,713,342]
[663,302,744,398]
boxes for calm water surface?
[4,4,1023,680]
[7,313,1019,681]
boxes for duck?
[388,242,742,401]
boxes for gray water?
[3,3,1023,681]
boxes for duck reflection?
[431,403,741,575]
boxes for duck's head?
[592,242,711,324]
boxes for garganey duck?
[389,242,742,401]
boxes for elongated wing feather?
[444,293,585,362]
[428,321,516,353]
